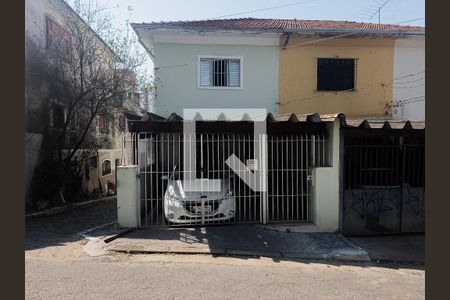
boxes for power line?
[278,70,424,107]
[213,0,320,19]
[395,17,425,25]
[389,95,425,107]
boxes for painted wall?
[153,43,279,116]
[117,165,140,228]
[392,38,425,121]
[278,35,395,118]
[311,120,340,232]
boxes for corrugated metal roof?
[129,112,425,130]
[132,18,424,34]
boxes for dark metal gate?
[342,132,425,235]
[133,132,328,227]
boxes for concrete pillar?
[311,119,340,232]
[117,165,140,228]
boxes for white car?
[163,167,235,224]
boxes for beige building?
[278,32,424,121]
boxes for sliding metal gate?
[133,132,328,227]
[342,134,425,235]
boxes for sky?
[93,0,424,79]
[109,0,425,26]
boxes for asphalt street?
[25,199,425,300]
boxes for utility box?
[117,165,140,228]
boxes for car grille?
[182,199,221,215]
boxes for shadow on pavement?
[347,234,425,263]
[25,199,117,251]
[106,225,424,270]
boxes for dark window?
[102,160,111,176]
[89,156,98,168]
[46,17,71,51]
[317,58,355,91]
[98,114,109,133]
[51,104,65,128]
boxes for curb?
[25,196,116,220]
[78,223,134,244]
[106,246,371,262]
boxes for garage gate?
[132,131,329,227]
[342,130,425,235]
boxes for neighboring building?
[132,18,424,121]
[25,0,142,204]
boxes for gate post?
[261,133,268,224]
[117,165,140,228]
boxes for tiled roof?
[128,112,425,131]
[133,18,425,33]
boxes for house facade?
[132,18,424,121]
[278,30,424,121]
[132,22,280,116]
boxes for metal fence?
[130,132,329,227]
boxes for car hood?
[166,179,232,200]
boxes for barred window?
[199,57,241,88]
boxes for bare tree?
[29,0,151,206]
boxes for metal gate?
[342,134,425,235]
[133,132,328,227]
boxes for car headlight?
[168,196,182,207]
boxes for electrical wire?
[278,70,424,107]
[213,0,320,19]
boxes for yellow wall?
[278,35,395,117]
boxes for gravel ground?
[25,199,425,300]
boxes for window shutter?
[228,59,240,87]
[200,59,212,86]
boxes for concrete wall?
[392,38,425,121]
[310,119,341,232]
[278,35,395,118]
[153,43,279,116]
[117,165,140,228]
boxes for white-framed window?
[198,56,243,89]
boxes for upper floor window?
[46,17,71,51]
[98,114,109,134]
[317,58,355,91]
[49,103,65,129]
[199,56,242,88]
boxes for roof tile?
[137,18,424,33]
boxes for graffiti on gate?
[349,189,401,219]
[405,188,425,218]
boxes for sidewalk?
[25,196,116,219]
[107,226,370,262]
[348,234,424,263]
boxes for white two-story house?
[131,20,280,116]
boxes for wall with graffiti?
[342,133,424,236]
